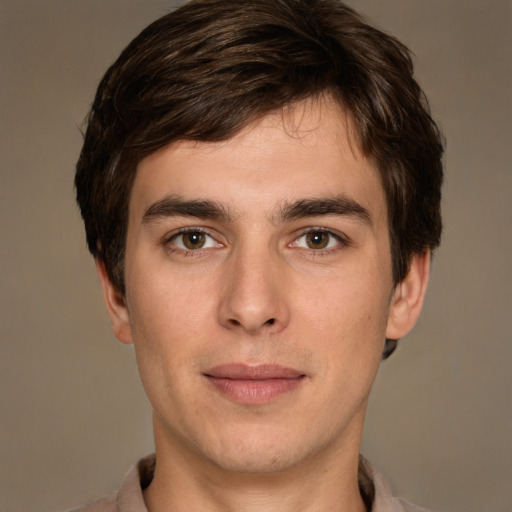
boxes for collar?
[114,454,428,512]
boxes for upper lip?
[204,364,304,380]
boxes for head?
[75,0,444,480]
[75,0,443,299]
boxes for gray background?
[1,1,511,511]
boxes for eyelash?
[290,228,350,254]
[164,228,222,255]
[163,227,350,257]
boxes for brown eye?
[291,230,343,251]
[182,232,206,249]
[305,231,330,249]
[169,230,221,252]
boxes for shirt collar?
[116,453,425,512]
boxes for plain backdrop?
[1,1,511,511]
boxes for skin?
[98,98,430,512]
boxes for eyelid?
[165,226,224,252]
[289,227,350,250]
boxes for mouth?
[203,364,306,405]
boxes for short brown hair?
[76,0,443,296]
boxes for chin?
[200,424,324,475]
[210,445,304,475]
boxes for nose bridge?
[218,237,289,334]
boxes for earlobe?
[386,251,431,341]
[96,260,133,345]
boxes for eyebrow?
[142,194,372,227]
[142,195,231,224]
[279,196,373,226]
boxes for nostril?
[225,317,276,330]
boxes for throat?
[142,453,371,512]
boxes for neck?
[144,421,367,512]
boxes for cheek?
[124,268,217,380]
[302,268,391,381]
[128,260,215,333]
[125,281,209,416]
[304,266,391,337]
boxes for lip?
[204,364,306,405]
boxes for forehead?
[131,98,385,222]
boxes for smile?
[204,364,306,405]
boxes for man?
[73,0,443,511]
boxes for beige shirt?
[70,454,428,512]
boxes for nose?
[217,245,290,335]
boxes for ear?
[96,260,133,345]
[386,251,431,340]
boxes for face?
[99,99,428,475]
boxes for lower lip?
[205,376,305,405]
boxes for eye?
[169,230,221,251]
[292,230,342,250]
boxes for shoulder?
[66,494,117,512]
[65,454,155,512]
[394,498,430,512]
[362,456,430,512]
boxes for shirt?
[69,454,429,512]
